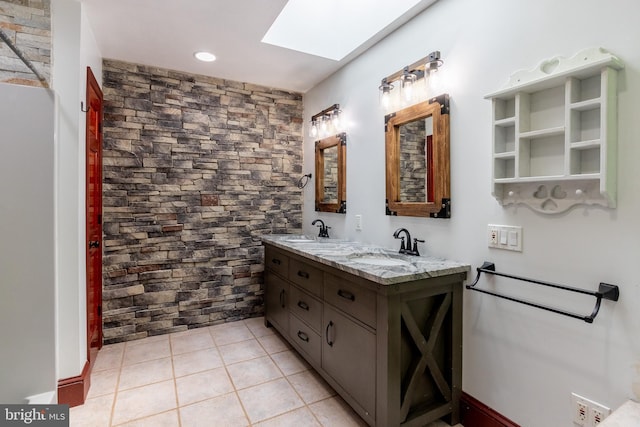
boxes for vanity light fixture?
[379,51,443,107]
[425,50,443,75]
[401,66,423,102]
[378,78,394,109]
[309,104,342,139]
[309,120,319,138]
[194,51,216,62]
[425,50,443,89]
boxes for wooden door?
[85,67,103,362]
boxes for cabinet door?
[265,270,289,332]
[322,304,376,418]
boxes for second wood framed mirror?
[385,95,450,218]
[315,133,346,213]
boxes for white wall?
[0,83,56,403]
[52,0,102,381]
[303,0,640,425]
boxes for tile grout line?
[253,321,329,427]
[258,322,369,426]
[168,333,183,427]
[209,322,254,426]
[108,343,124,427]
[97,318,369,426]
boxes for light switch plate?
[487,224,522,252]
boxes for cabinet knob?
[297,330,309,342]
[297,300,310,311]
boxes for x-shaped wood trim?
[399,293,452,421]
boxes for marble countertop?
[599,400,640,427]
[261,234,470,286]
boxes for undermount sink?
[352,256,411,267]
[284,238,316,243]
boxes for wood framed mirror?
[385,94,450,218]
[315,133,346,213]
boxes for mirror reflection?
[315,133,346,213]
[399,116,433,203]
[385,95,450,218]
[322,145,339,204]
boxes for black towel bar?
[466,262,619,323]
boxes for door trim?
[59,66,103,407]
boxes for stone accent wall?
[0,0,50,86]
[101,59,303,344]
[399,119,427,202]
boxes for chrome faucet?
[393,228,424,256]
[312,219,330,238]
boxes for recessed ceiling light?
[194,51,216,62]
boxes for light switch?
[487,224,522,252]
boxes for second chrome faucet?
[393,228,424,256]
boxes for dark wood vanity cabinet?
[264,243,466,427]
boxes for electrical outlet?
[572,393,589,425]
[591,407,604,425]
[571,393,610,426]
[590,402,610,426]
[576,402,589,425]
[487,224,522,251]
[488,226,499,244]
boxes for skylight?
[262,0,425,61]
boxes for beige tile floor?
[70,317,459,427]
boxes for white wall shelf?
[486,47,623,214]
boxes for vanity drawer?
[290,285,322,333]
[288,258,322,298]
[265,246,289,278]
[324,272,376,329]
[289,312,321,367]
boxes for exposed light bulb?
[402,78,414,102]
[331,111,341,131]
[310,120,318,138]
[401,69,417,103]
[379,78,394,110]
[427,68,440,92]
[381,91,391,109]
[320,116,329,137]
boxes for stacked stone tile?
[102,59,303,344]
[0,0,51,86]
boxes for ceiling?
[82,0,437,93]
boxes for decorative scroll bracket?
[467,261,619,324]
